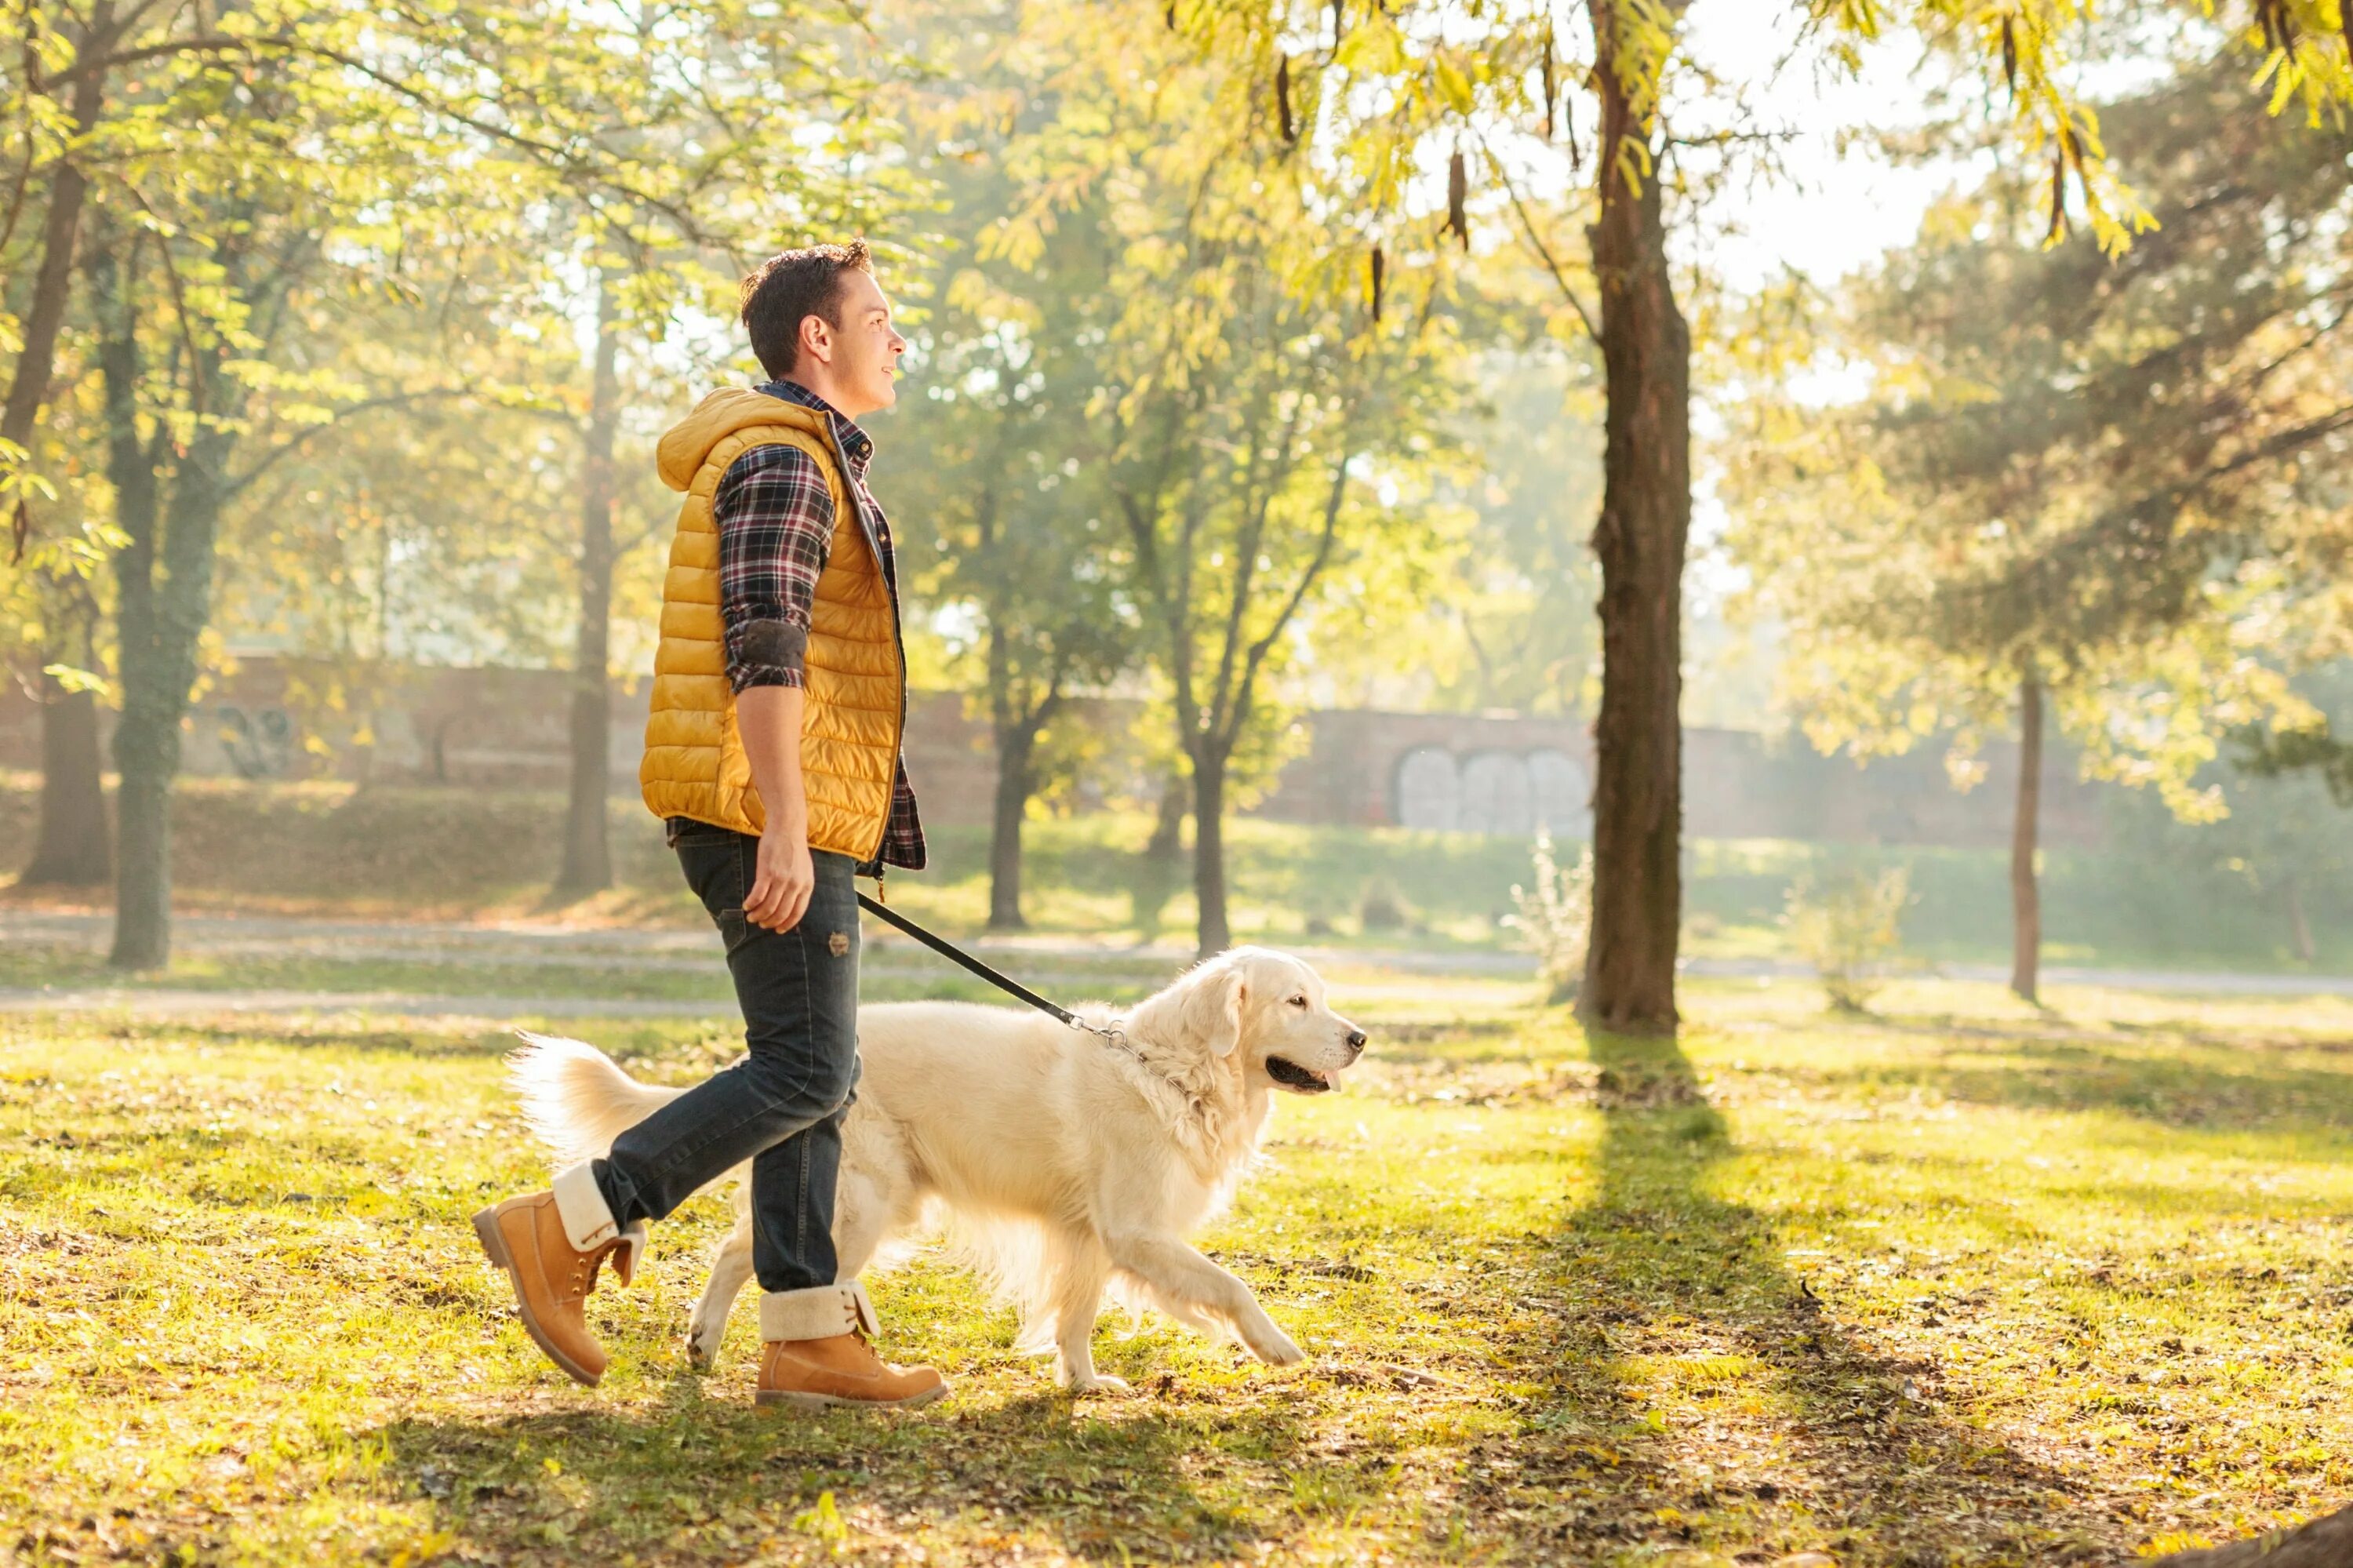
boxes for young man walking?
[474,241,945,1410]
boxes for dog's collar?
[1086,1015,1216,1122]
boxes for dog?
[505,944,1366,1393]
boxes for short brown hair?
[740,240,873,380]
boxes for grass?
[4,975,2351,1564]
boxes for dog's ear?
[1199,969,1245,1058]
[1132,961,1246,1058]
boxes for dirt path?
[7,908,2353,1013]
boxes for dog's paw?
[1249,1326,1307,1366]
[1069,1374,1133,1397]
[685,1320,723,1370]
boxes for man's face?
[802,269,904,417]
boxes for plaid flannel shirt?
[713,378,926,874]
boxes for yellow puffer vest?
[641,388,905,860]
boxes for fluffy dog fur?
[506,944,1366,1392]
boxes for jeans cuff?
[760,1282,876,1342]
[552,1160,621,1251]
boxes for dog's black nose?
[1345,1028,1367,1057]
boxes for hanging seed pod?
[2000,17,2017,101]
[1277,56,1297,142]
[1566,103,1581,172]
[2046,146,2068,242]
[1542,25,1557,140]
[1332,0,1344,49]
[1369,246,1385,324]
[1446,149,1469,251]
[1165,1,1176,30]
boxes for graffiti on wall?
[1393,747,1589,837]
[213,704,295,780]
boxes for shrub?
[1505,833,1592,1005]
[1357,877,1412,932]
[1782,860,1911,1013]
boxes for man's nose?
[1344,1028,1366,1059]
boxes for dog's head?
[1128,946,1366,1095]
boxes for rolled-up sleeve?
[713,444,835,691]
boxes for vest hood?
[656,387,830,493]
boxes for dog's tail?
[506,1031,683,1166]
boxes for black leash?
[855,890,1117,1042]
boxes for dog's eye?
[1288,995,1309,1009]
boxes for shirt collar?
[759,379,874,471]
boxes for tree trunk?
[1192,745,1231,958]
[556,271,621,897]
[2282,871,2314,964]
[1578,2,1692,1036]
[2146,1504,2353,1566]
[1145,773,1187,868]
[111,444,227,970]
[100,225,228,971]
[2009,671,2043,1003]
[987,719,1038,931]
[20,674,111,885]
[0,17,109,478]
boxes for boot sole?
[755,1383,948,1412]
[472,1207,602,1388]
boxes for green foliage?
[1781,857,1910,1013]
[1505,830,1592,1003]
[1726,52,2353,822]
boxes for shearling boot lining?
[761,1282,880,1343]
[551,1161,621,1252]
[609,1221,649,1286]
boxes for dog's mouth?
[1264,1056,1335,1094]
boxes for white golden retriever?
[506,945,1366,1392]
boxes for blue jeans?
[591,821,860,1293]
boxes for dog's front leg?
[686,1201,757,1370]
[1105,1232,1305,1367]
[1046,1237,1126,1395]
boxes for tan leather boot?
[755,1283,947,1410]
[471,1168,644,1388]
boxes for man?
[473,241,946,1410]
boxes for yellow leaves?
[1433,51,1476,115]
[977,213,1050,271]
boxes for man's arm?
[711,442,836,932]
[738,686,813,933]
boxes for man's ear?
[798,311,833,367]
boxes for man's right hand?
[744,828,816,932]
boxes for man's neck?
[780,371,872,420]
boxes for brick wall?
[0,658,2104,847]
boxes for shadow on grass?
[1490,1026,2128,1566]
[368,1372,1307,1563]
[1836,1020,2353,1139]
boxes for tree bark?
[987,719,1039,931]
[111,441,227,969]
[2009,671,2044,1003]
[1192,744,1231,958]
[20,674,111,885]
[0,12,110,478]
[556,271,621,897]
[102,234,229,971]
[1578,1,1692,1035]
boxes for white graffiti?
[1393,745,1589,837]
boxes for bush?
[1782,860,1910,1013]
[1357,877,1412,932]
[1505,833,1591,1005]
